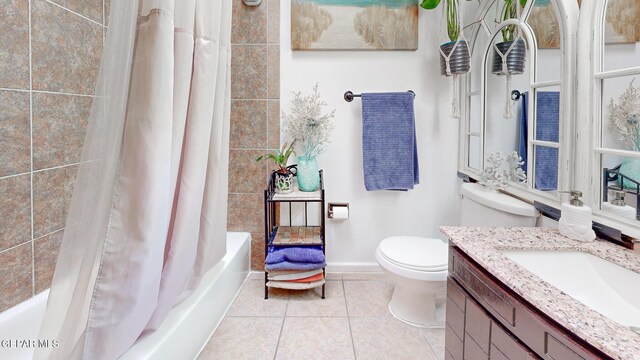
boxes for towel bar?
[344,90,415,102]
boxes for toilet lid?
[379,236,448,272]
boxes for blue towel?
[265,246,325,265]
[519,91,559,191]
[361,92,419,191]
[265,260,326,272]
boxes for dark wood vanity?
[445,244,613,360]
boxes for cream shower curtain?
[35,1,232,359]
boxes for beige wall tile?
[276,317,355,360]
[32,93,91,170]
[231,0,267,44]
[34,230,63,294]
[267,100,280,149]
[49,0,103,24]
[267,45,279,99]
[0,0,30,89]
[227,193,264,233]
[31,0,103,94]
[198,317,282,360]
[0,90,30,177]
[267,0,280,44]
[229,150,267,194]
[0,174,31,251]
[230,100,267,149]
[231,45,267,99]
[33,165,77,238]
[0,242,32,312]
[251,232,264,270]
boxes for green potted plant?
[421,0,470,76]
[257,141,296,194]
[491,0,527,75]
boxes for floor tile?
[343,280,394,317]
[226,279,289,317]
[423,327,446,359]
[286,280,347,317]
[351,317,438,360]
[341,272,389,281]
[198,317,282,360]
[275,317,354,360]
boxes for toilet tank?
[461,183,539,227]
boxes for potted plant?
[421,0,470,76]
[491,0,527,75]
[283,84,335,192]
[256,141,296,194]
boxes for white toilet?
[375,182,539,327]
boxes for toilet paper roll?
[332,206,349,220]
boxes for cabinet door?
[491,321,538,360]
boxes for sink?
[501,250,640,328]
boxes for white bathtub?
[0,232,251,360]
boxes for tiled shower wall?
[0,0,104,312]
[227,0,280,270]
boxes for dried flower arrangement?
[609,78,640,151]
[283,84,336,159]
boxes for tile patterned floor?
[198,273,444,360]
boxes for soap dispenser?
[602,190,636,220]
[559,190,596,242]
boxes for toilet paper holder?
[328,203,349,219]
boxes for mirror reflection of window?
[596,0,640,223]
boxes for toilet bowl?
[375,182,540,328]
[375,236,448,328]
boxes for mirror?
[596,0,640,223]
[463,0,565,197]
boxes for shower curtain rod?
[343,90,415,102]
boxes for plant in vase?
[420,0,471,76]
[256,141,296,194]
[283,84,335,192]
[608,78,640,189]
[491,0,527,76]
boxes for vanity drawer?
[464,297,491,353]
[445,324,464,360]
[450,248,516,327]
[447,275,467,311]
[545,333,585,360]
[491,321,538,360]
[446,295,465,340]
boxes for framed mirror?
[460,0,577,204]
[580,0,640,233]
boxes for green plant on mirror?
[256,141,296,174]
[500,0,527,42]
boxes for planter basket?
[491,39,526,75]
[440,40,470,76]
[275,171,294,194]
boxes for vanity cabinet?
[445,245,612,360]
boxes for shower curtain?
[34,1,232,359]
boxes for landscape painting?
[527,0,560,49]
[605,0,640,44]
[291,0,419,51]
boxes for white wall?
[281,3,461,270]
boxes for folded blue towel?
[265,260,326,272]
[361,92,419,191]
[266,246,325,265]
[519,91,559,191]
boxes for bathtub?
[0,232,251,360]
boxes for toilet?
[375,182,539,327]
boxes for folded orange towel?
[285,273,324,283]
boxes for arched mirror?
[460,0,577,202]
[583,0,640,231]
